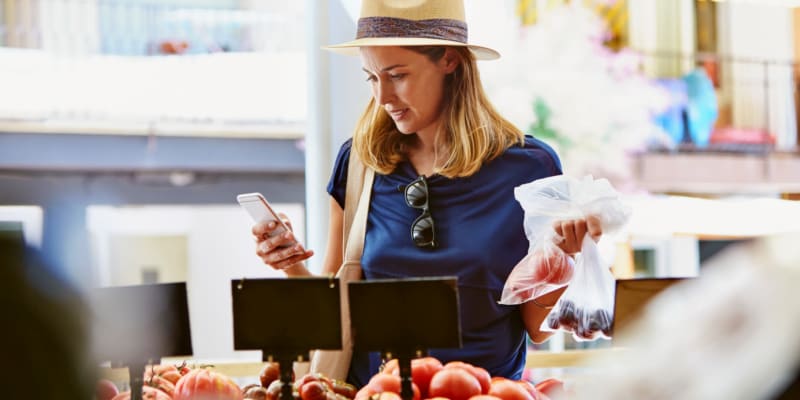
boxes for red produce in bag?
[500,240,575,303]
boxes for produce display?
[95,358,566,400]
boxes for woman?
[252,0,602,387]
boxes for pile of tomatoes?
[95,362,243,400]
[242,362,357,400]
[355,357,565,400]
[94,358,566,400]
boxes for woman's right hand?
[252,216,314,272]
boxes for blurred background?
[1,0,799,366]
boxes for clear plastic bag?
[542,234,616,341]
[499,175,630,341]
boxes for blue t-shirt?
[326,135,562,387]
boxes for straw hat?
[324,0,500,60]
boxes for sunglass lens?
[411,214,435,246]
[405,182,427,208]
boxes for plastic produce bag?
[499,175,630,341]
[542,234,616,341]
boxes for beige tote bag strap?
[341,150,367,257]
[344,171,373,265]
[307,149,372,381]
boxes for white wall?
[0,205,43,248]
[87,204,305,359]
[719,2,797,150]
[628,0,696,77]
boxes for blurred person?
[573,234,800,400]
[251,0,603,387]
[0,228,95,399]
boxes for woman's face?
[360,46,457,137]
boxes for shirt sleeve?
[326,139,353,209]
[524,135,563,176]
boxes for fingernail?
[284,232,292,239]
[268,221,276,228]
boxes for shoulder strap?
[342,150,374,262]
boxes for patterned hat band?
[356,16,468,44]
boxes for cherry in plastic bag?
[541,235,616,342]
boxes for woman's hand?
[252,214,314,273]
[553,215,602,255]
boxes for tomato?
[329,379,357,398]
[374,393,402,400]
[532,251,574,285]
[243,384,269,400]
[174,368,243,400]
[299,381,327,400]
[265,380,284,400]
[144,364,183,386]
[428,368,482,400]
[442,362,491,395]
[95,379,119,400]
[365,373,420,400]
[110,386,171,400]
[353,386,377,400]
[469,396,504,400]
[488,378,534,400]
[145,375,176,397]
[515,381,541,398]
[408,357,443,398]
[261,362,282,388]
[382,359,399,375]
[534,378,565,399]
[382,356,443,398]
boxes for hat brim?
[323,37,500,60]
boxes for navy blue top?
[326,136,562,387]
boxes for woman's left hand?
[553,215,603,254]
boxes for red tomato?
[488,379,535,400]
[353,386,377,400]
[532,251,574,285]
[144,364,183,386]
[174,368,243,400]
[95,379,119,400]
[260,362,281,388]
[145,375,175,397]
[516,381,541,398]
[428,368,482,400]
[534,378,565,399]
[382,359,399,375]
[469,396,504,400]
[374,393,403,400]
[442,362,491,395]
[243,384,269,400]
[329,379,357,398]
[110,386,171,400]
[265,380,284,400]
[300,381,327,400]
[365,373,421,400]
[410,357,444,398]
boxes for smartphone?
[236,192,296,248]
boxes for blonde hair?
[351,46,525,178]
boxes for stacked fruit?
[355,357,566,400]
[95,362,243,400]
[241,362,358,400]
[95,358,566,400]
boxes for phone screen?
[237,193,294,246]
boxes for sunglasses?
[404,175,437,249]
